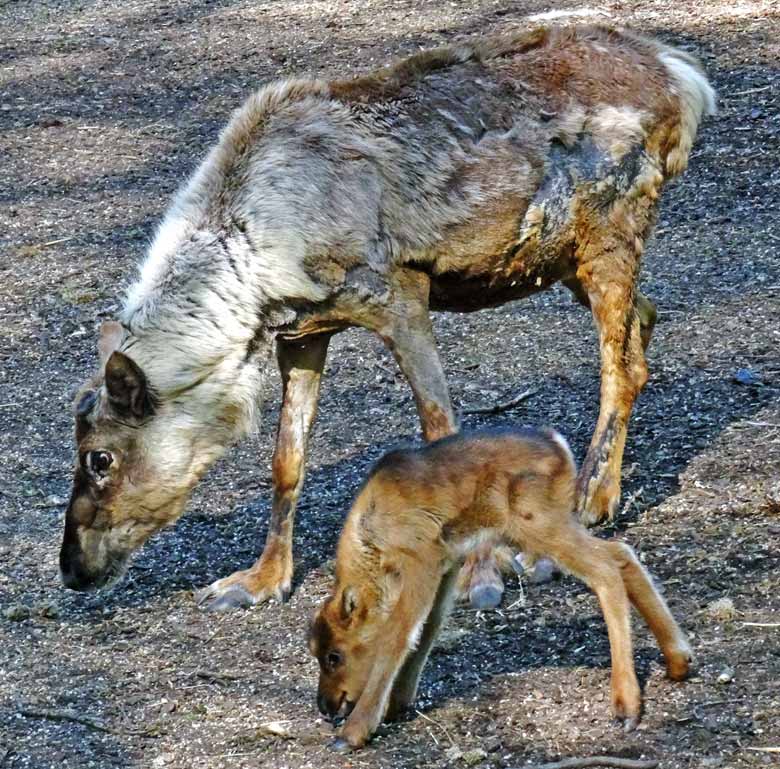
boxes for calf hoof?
[666,643,694,681]
[611,683,642,729]
[621,715,640,733]
[329,737,354,753]
[514,554,559,584]
[469,583,503,610]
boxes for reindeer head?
[59,321,245,591]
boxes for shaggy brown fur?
[309,429,692,750]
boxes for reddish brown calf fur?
[309,429,692,750]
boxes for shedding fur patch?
[587,105,649,162]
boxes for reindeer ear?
[98,321,126,366]
[104,351,155,420]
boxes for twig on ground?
[415,709,457,748]
[695,698,747,709]
[728,85,772,97]
[620,486,645,517]
[194,669,244,683]
[741,622,780,628]
[518,757,658,769]
[203,616,229,644]
[40,237,75,247]
[746,747,780,753]
[20,708,114,734]
[19,708,160,737]
[463,387,540,415]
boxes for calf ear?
[341,586,360,622]
[379,559,403,613]
[98,321,126,365]
[105,351,155,420]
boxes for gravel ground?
[1,1,779,768]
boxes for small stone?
[4,604,31,621]
[37,602,60,619]
[716,666,734,684]
[706,597,736,621]
[733,367,761,386]
[462,747,488,766]
[444,745,463,762]
[435,627,469,652]
[258,721,293,739]
[484,735,502,752]
[35,494,68,509]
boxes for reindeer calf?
[309,428,692,750]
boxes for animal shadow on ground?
[59,321,778,616]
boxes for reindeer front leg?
[196,334,330,611]
[372,269,505,609]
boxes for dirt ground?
[1,1,779,767]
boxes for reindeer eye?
[88,451,113,478]
[325,650,343,671]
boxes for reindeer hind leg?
[573,224,650,525]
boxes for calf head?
[60,322,227,591]
[308,565,402,719]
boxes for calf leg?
[334,575,438,750]
[608,541,692,680]
[372,269,504,608]
[545,530,642,728]
[386,566,458,719]
[196,334,330,611]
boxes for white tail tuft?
[548,429,577,473]
[659,51,716,175]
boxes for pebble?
[716,666,734,684]
[706,597,736,621]
[462,748,488,766]
[4,604,31,621]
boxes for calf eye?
[325,650,343,671]
[88,451,114,478]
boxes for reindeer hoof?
[469,583,503,610]
[195,584,256,612]
[622,715,640,733]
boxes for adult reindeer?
[59,24,715,611]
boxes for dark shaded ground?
[1,1,779,767]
